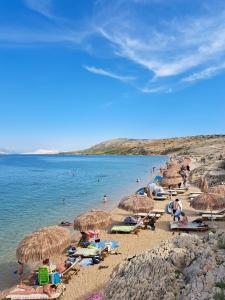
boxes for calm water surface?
[0,154,167,289]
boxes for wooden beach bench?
[169,221,209,232]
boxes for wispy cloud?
[84,65,135,82]
[1,0,225,92]
[24,0,54,19]
[182,63,225,83]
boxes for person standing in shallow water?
[102,194,108,209]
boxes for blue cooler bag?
[51,272,61,284]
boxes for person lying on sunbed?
[10,283,63,297]
[179,212,188,226]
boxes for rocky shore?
[103,231,225,300]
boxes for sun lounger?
[196,209,225,215]
[61,257,81,283]
[134,212,163,219]
[201,214,225,221]
[153,196,167,201]
[111,224,139,233]
[170,221,209,231]
[6,285,65,300]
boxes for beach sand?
[63,184,223,300]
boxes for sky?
[0,0,225,152]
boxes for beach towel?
[74,248,100,257]
[79,258,93,267]
[124,216,139,224]
[111,225,136,233]
[85,293,102,300]
[92,240,119,249]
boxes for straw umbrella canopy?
[208,185,225,196]
[118,194,154,213]
[16,226,70,264]
[182,157,192,166]
[74,210,112,231]
[190,192,225,211]
[161,169,183,188]
[198,176,209,192]
[166,161,180,171]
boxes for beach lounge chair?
[134,212,161,219]
[110,224,139,234]
[153,196,167,201]
[201,214,225,221]
[61,258,81,283]
[169,221,209,232]
[196,209,225,216]
[6,285,65,300]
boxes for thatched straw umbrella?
[208,185,225,196]
[166,161,180,171]
[190,193,225,211]
[198,176,209,192]
[74,210,112,231]
[16,226,70,264]
[161,169,183,188]
[118,194,154,213]
[182,157,191,167]
[190,192,225,224]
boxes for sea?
[0,154,167,290]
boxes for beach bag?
[51,272,61,284]
[38,266,49,285]
[92,255,103,264]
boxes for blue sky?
[0,0,225,152]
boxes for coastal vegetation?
[62,134,225,156]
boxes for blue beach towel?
[92,240,119,249]
[79,258,93,267]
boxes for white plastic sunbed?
[201,214,225,221]
[6,285,65,300]
[196,209,225,215]
[153,196,167,201]
[170,221,209,231]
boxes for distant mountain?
[0,148,10,155]
[61,134,225,156]
[24,149,60,155]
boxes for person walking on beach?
[172,199,181,221]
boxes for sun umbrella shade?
[166,161,180,171]
[16,226,70,264]
[190,192,225,211]
[208,185,225,196]
[161,168,183,188]
[198,176,209,192]
[118,194,154,213]
[182,157,192,167]
[74,210,112,231]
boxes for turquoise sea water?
[0,154,167,290]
